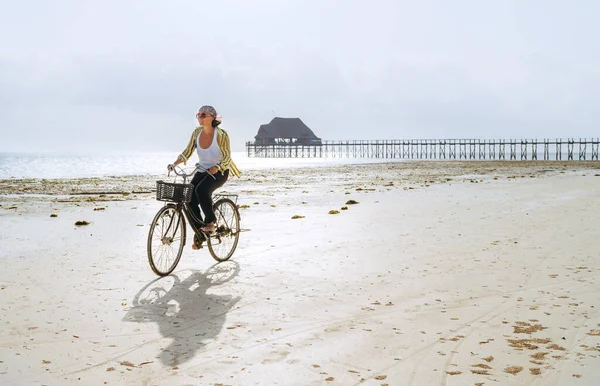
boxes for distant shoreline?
[2,160,599,204]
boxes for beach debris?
[445,371,462,375]
[328,210,340,215]
[238,204,250,209]
[8,206,17,210]
[74,221,90,226]
[587,329,600,336]
[547,344,566,351]
[325,377,334,382]
[482,355,494,362]
[374,375,387,380]
[471,369,490,375]
[119,361,136,367]
[50,214,58,217]
[341,206,348,210]
[504,366,523,375]
[291,215,305,219]
[301,201,307,204]
[42,360,51,364]
[106,367,116,372]
[345,200,359,205]
[253,202,259,205]
[513,321,547,334]
[530,368,542,375]
[507,338,549,350]
[471,364,492,370]
[94,207,105,211]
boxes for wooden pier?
[246,138,600,161]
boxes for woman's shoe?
[192,233,203,250]
[201,223,215,235]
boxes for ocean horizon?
[0,151,414,180]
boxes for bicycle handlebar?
[167,164,215,181]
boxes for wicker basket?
[156,181,194,203]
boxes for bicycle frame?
[162,165,239,245]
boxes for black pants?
[189,169,229,227]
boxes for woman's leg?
[188,172,207,228]
[195,170,229,226]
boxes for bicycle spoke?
[207,199,239,262]
[147,205,185,276]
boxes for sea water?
[0,152,408,180]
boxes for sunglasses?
[196,112,213,119]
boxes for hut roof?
[254,117,320,140]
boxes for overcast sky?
[1,0,599,153]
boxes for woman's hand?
[209,166,218,174]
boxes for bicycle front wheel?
[147,204,186,276]
[207,198,240,262]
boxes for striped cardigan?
[176,127,241,178]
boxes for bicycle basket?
[156,180,194,203]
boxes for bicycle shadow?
[123,261,241,367]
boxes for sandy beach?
[2,160,600,386]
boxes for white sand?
[1,162,600,385]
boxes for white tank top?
[196,129,223,170]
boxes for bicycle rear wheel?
[147,204,186,276]
[207,198,240,262]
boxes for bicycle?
[147,165,241,276]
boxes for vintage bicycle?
[146,165,241,276]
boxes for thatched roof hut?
[254,118,321,145]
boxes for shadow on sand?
[123,261,241,367]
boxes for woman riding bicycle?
[168,105,241,249]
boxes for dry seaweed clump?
[445,371,462,375]
[345,200,359,205]
[513,321,547,334]
[507,338,551,350]
[328,210,340,215]
[531,352,549,360]
[504,366,523,375]
[291,215,305,219]
[74,220,90,226]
